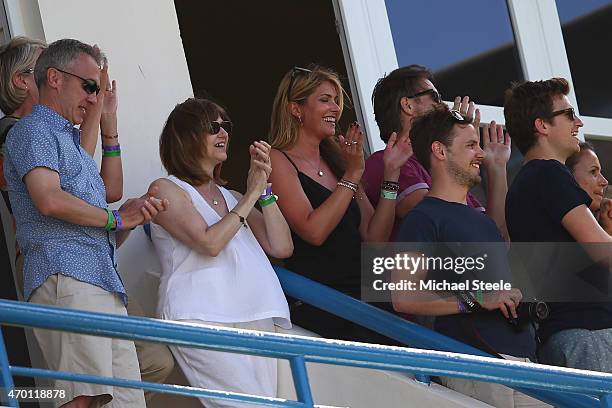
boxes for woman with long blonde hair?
[269,65,411,342]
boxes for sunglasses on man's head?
[53,67,100,95]
[547,107,576,121]
[449,109,472,124]
[406,88,442,104]
[209,120,232,135]
[287,66,313,101]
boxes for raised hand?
[338,122,365,182]
[382,132,412,179]
[100,64,118,114]
[118,185,169,229]
[482,120,511,168]
[246,140,272,196]
[453,96,477,123]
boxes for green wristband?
[258,194,278,207]
[103,150,121,157]
[381,189,398,200]
[104,208,115,231]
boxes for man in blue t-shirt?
[396,105,546,408]
[504,78,612,373]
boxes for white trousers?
[170,318,277,408]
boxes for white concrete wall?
[24,0,194,313]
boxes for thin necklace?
[292,152,324,177]
[199,182,220,205]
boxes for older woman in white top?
[149,98,292,408]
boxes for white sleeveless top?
[151,176,291,328]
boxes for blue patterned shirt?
[4,104,126,303]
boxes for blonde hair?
[0,36,47,114]
[269,65,346,150]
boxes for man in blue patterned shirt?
[4,39,166,408]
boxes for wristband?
[112,209,123,231]
[103,150,121,157]
[259,194,278,207]
[104,208,115,231]
[380,190,398,200]
[260,185,273,200]
[457,299,470,314]
[102,144,121,151]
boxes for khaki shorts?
[440,354,552,408]
[30,274,145,407]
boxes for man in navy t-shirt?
[396,105,546,408]
[504,78,612,373]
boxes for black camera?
[506,301,549,329]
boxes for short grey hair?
[0,36,47,114]
[34,38,105,88]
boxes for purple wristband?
[112,209,123,231]
[260,185,273,200]
[102,144,121,151]
[457,299,469,314]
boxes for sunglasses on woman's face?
[209,121,232,135]
[53,67,100,95]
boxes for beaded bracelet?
[104,208,115,231]
[381,180,400,191]
[337,180,358,194]
[102,133,119,139]
[112,209,123,231]
[341,179,359,190]
[259,194,278,207]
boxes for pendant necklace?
[201,182,220,206]
[294,152,324,177]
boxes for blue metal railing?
[273,266,610,408]
[1,299,612,408]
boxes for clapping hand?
[382,132,412,178]
[246,141,273,195]
[118,185,169,229]
[338,122,365,182]
[599,198,612,235]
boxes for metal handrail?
[273,266,609,408]
[0,299,610,407]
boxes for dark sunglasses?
[209,120,232,135]
[287,66,313,101]
[406,88,442,104]
[449,109,472,124]
[547,107,576,121]
[53,67,100,95]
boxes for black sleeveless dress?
[282,152,398,345]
